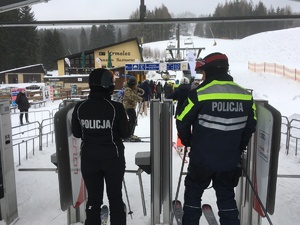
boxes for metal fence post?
[161,100,173,224]
[150,100,161,225]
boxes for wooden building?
[44,66,144,91]
[56,37,143,76]
[0,64,46,84]
[46,37,146,90]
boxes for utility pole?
[140,0,146,47]
[176,24,181,59]
[140,0,146,21]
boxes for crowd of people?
[116,76,198,141]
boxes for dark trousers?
[81,156,126,225]
[182,163,241,225]
[156,93,162,101]
[126,108,137,136]
[19,109,29,123]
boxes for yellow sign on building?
[56,38,142,76]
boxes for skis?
[171,202,218,225]
[172,200,183,225]
[100,204,129,225]
[100,205,109,225]
[202,204,218,225]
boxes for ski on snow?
[171,202,218,225]
[202,204,219,225]
[100,205,109,225]
[172,200,183,225]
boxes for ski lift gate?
[236,100,281,225]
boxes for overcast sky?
[31,0,300,20]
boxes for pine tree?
[0,9,19,71]
[40,30,55,70]
[18,7,39,66]
[106,24,116,45]
[53,29,64,61]
[80,28,89,51]
[98,25,106,46]
[0,7,38,71]
[89,25,99,49]
[117,28,123,42]
[127,4,173,44]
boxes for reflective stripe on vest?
[177,80,256,123]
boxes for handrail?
[289,118,300,155]
[281,116,290,154]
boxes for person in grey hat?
[72,68,130,225]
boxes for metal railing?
[281,116,300,155]
[11,109,57,165]
[281,116,290,152]
[289,118,300,155]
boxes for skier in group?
[190,73,203,90]
[139,79,152,116]
[71,68,130,225]
[164,81,174,99]
[166,77,190,117]
[176,52,257,225]
[122,75,144,141]
[155,81,163,101]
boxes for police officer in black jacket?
[71,68,130,225]
[176,52,257,225]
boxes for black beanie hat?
[89,68,115,93]
[127,76,137,87]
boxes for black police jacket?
[176,73,257,172]
[71,91,130,160]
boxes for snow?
[4,27,300,225]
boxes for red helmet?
[195,52,229,72]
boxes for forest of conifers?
[0,1,298,72]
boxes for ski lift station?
[0,97,278,225]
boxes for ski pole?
[123,178,133,219]
[174,146,187,202]
[173,146,188,225]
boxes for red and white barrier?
[248,62,300,82]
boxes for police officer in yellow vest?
[176,52,257,225]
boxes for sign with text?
[125,62,190,71]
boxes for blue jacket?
[140,81,152,101]
[176,73,257,171]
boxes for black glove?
[181,139,191,147]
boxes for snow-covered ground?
[3,27,300,225]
